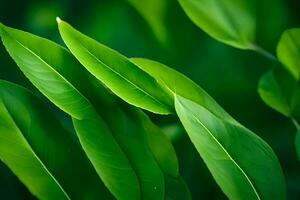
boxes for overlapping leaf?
[175,95,285,200]
[0,80,112,200]
[0,24,139,200]
[178,0,256,49]
[57,19,174,115]
[0,23,189,200]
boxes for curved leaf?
[57,19,174,114]
[108,57,285,199]
[258,70,291,117]
[0,24,140,200]
[178,0,256,49]
[277,28,300,80]
[258,66,300,122]
[0,80,112,200]
[175,95,286,200]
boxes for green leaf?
[258,70,291,117]
[258,66,300,122]
[178,0,256,49]
[134,110,179,177]
[0,24,140,200]
[126,0,168,44]
[277,28,300,80]
[130,58,233,122]
[0,80,112,200]
[57,18,174,115]
[108,57,286,199]
[175,95,286,200]
[165,175,192,200]
[295,131,300,161]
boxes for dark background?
[0,0,300,199]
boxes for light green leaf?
[0,80,112,200]
[175,95,286,200]
[130,58,233,122]
[178,0,256,49]
[126,0,168,44]
[258,70,291,117]
[277,28,300,80]
[295,131,300,161]
[0,24,140,200]
[57,19,174,115]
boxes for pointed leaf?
[175,95,286,200]
[57,19,174,114]
[178,0,256,49]
[0,24,140,200]
[0,80,112,200]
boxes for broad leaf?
[258,66,300,122]
[175,95,286,200]
[0,80,112,200]
[258,70,291,117]
[0,24,140,200]
[178,0,256,49]
[57,19,174,114]
[277,28,300,80]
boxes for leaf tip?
[56,17,62,24]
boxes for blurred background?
[0,0,300,199]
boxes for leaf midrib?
[176,97,261,200]
[2,28,92,120]
[75,39,170,113]
[2,101,70,200]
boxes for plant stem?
[251,44,278,62]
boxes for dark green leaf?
[165,175,192,200]
[175,95,286,200]
[0,80,112,200]
[57,19,174,115]
[178,0,256,49]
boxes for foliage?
[0,0,300,199]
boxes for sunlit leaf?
[277,28,300,80]
[0,80,112,200]
[0,24,140,200]
[178,0,256,49]
[175,95,286,200]
[57,19,174,115]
